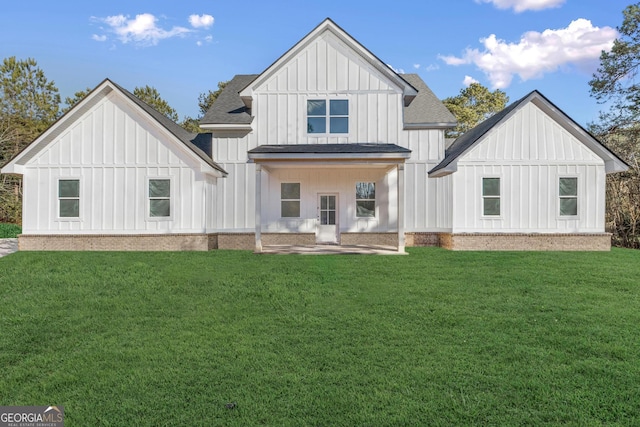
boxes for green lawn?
[0,223,21,238]
[1,248,639,426]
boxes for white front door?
[317,194,338,244]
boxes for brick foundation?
[16,231,612,251]
[340,232,398,246]
[217,233,316,250]
[18,233,216,251]
[263,233,316,246]
[405,232,444,247]
[217,233,254,250]
[441,233,612,251]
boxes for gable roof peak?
[428,89,628,177]
[238,18,418,99]
[1,78,227,177]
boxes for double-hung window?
[149,179,171,218]
[482,178,500,216]
[307,100,348,134]
[559,177,578,216]
[281,183,300,218]
[58,179,80,218]
[355,182,375,217]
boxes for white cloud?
[413,64,421,70]
[93,13,192,46]
[440,19,617,88]
[476,0,565,13]
[189,14,214,29]
[196,35,214,47]
[463,75,479,86]
[424,64,440,72]
[92,34,107,42]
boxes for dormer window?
[307,100,348,134]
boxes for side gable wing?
[2,79,227,177]
[429,91,629,177]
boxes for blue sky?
[0,0,629,126]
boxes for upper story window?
[307,100,348,134]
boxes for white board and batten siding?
[254,32,403,146]
[451,102,606,233]
[212,31,450,233]
[22,93,217,234]
[261,167,395,233]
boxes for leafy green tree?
[180,80,229,133]
[0,57,60,223]
[589,120,640,248]
[198,81,228,116]
[0,57,60,138]
[133,85,179,122]
[63,88,92,113]
[590,3,640,128]
[443,83,508,138]
[180,116,203,133]
[589,3,640,248]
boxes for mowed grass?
[1,248,639,426]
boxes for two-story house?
[1,18,628,251]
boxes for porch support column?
[255,164,262,253]
[397,163,405,253]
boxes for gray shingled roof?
[249,143,410,155]
[400,74,457,127]
[203,73,454,129]
[200,75,258,125]
[111,80,227,176]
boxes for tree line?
[1,3,640,248]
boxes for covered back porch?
[248,143,411,253]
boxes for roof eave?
[202,165,228,178]
[403,122,457,130]
[0,163,24,175]
[199,123,253,131]
[428,163,457,177]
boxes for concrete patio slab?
[259,244,406,255]
[0,238,18,258]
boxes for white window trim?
[280,182,301,219]
[558,175,579,219]
[56,177,82,222]
[306,98,349,136]
[355,181,376,218]
[481,176,502,219]
[146,176,174,221]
